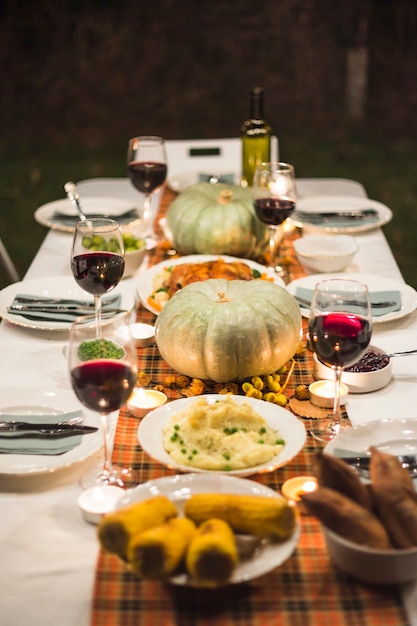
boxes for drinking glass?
[70,218,125,338]
[308,278,372,442]
[127,135,168,236]
[252,162,296,282]
[68,313,138,488]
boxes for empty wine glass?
[70,218,125,338]
[68,313,138,489]
[127,135,168,237]
[308,279,372,442]
[252,162,296,282]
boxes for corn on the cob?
[184,493,296,540]
[97,495,178,559]
[186,518,238,586]
[127,517,196,579]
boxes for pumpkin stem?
[217,189,233,205]
[217,291,231,303]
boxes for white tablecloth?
[0,178,416,626]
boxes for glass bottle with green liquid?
[241,87,272,187]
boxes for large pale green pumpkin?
[166,183,268,258]
[155,278,302,383]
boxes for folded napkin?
[7,293,122,323]
[0,409,84,455]
[198,173,236,185]
[51,208,140,226]
[294,212,380,229]
[295,287,402,317]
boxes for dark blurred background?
[1,0,417,286]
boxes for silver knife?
[0,421,98,433]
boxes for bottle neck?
[250,88,264,121]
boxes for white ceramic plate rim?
[117,472,300,586]
[136,254,285,315]
[0,387,102,475]
[286,272,417,324]
[35,196,141,233]
[167,171,239,193]
[137,394,306,477]
[295,195,393,233]
[0,276,135,332]
[324,418,417,459]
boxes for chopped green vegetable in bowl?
[78,339,125,361]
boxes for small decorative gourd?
[155,278,302,383]
[166,183,268,258]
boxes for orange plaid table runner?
[90,189,409,626]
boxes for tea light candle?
[309,380,349,408]
[127,387,168,418]
[130,323,155,348]
[281,476,318,506]
[78,485,124,525]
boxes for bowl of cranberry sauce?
[313,346,393,393]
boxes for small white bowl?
[313,345,392,393]
[323,526,417,585]
[130,323,155,348]
[124,245,147,278]
[294,234,358,273]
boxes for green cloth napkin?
[0,409,83,455]
[51,208,140,226]
[295,287,402,317]
[7,294,122,323]
[198,173,236,184]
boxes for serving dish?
[293,234,358,273]
[116,472,300,586]
[294,195,392,233]
[35,196,141,233]
[0,276,135,331]
[287,272,417,324]
[0,387,102,475]
[137,394,306,477]
[136,254,285,315]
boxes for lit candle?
[308,380,349,408]
[130,323,155,348]
[269,175,288,196]
[127,387,168,418]
[78,485,125,525]
[281,476,318,513]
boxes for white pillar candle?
[127,387,168,418]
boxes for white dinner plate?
[286,272,417,324]
[325,418,417,464]
[0,387,102,475]
[295,195,393,233]
[116,472,300,586]
[137,394,306,477]
[0,276,136,332]
[136,254,285,315]
[35,196,141,233]
[167,171,239,193]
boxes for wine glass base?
[79,464,139,490]
[309,417,351,444]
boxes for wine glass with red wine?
[127,135,167,237]
[308,278,372,442]
[71,218,125,338]
[69,313,138,489]
[252,162,296,282]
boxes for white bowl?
[124,244,147,277]
[313,345,392,393]
[293,235,358,273]
[323,526,417,585]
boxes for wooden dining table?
[0,178,416,626]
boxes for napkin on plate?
[294,287,402,317]
[50,208,140,226]
[7,293,122,323]
[198,173,236,185]
[0,409,84,455]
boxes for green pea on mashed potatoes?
[162,395,285,471]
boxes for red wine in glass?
[309,313,372,368]
[71,252,125,295]
[254,197,295,226]
[127,161,167,195]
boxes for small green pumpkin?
[166,183,268,258]
[155,278,302,383]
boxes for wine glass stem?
[268,225,280,270]
[94,295,102,339]
[99,412,114,480]
[142,193,152,234]
[332,366,343,421]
